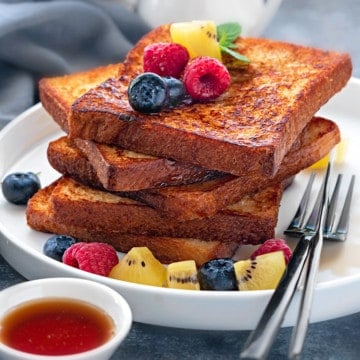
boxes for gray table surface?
[1,0,359,359]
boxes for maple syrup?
[0,297,115,355]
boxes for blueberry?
[2,172,41,205]
[128,72,169,113]
[163,77,186,107]
[197,258,237,291]
[43,235,77,261]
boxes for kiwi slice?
[166,260,200,290]
[234,251,286,291]
[109,247,166,287]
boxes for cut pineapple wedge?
[310,138,348,170]
[234,251,286,291]
[170,20,222,60]
[167,260,200,290]
[109,247,166,287]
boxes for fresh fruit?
[2,172,40,205]
[62,242,119,277]
[234,251,286,291]
[163,77,187,107]
[310,138,348,169]
[183,56,231,102]
[109,247,166,287]
[197,258,237,291]
[170,21,222,60]
[143,42,189,78]
[250,238,292,264]
[43,234,77,261]
[167,260,200,290]
[128,72,169,113]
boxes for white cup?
[135,0,283,36]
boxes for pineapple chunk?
[234,251,286,291]
[109,247,166,287]
[310,138,348,170]
[167,260,200,290]
[170,21,222,60]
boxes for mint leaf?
[220,45,250,63]
[217,22,250,64]
[218,22,242,46]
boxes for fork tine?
[304,172,327,232]
[324,174,343,235]
[284,173,315,236]
[325,175,355,241]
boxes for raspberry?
[143,42,189,78]
[63,242,119,276]
[250,239,292,265]
[183,56,231,102]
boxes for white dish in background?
[135,0,283,36]
[0,78,359,331]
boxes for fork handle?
[240,235,312,359]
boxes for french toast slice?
[29,176,282,244]
[47,116,340,220]
[39,64,221,191]
[39,63,121,132]
[68,24,352,177]
[73,138,220,191]
[26,181,238,266]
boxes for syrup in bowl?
[0,278,132,360]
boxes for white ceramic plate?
[1,78,360,330]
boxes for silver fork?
[285,172,355,242]
[286,172,354,359]
[240,164,355,359]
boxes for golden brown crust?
[48,116,340,221]
[68,26,352,176]
[31,177,281,244]
[74,138,220,191]
[25,182,238,266]
[39,63,121,132]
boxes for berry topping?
[197,258,237,291]
[163,77,187,107]
[250,238,292,265]
[63,242,119,276]
[183,56,231,102]
[43,235,77,261]
[2,172,41,205]
[128,72,169,113]
[143,42,189,78]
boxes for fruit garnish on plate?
[234,251,286,291]
[197,258,237,291]
[309,138,348,170]
[63,242,119,277]
[109,247,166,287]
[166,260,200,290]
[2,172,41,205]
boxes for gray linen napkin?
[0,0,150,130]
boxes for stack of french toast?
[26,24,352,265]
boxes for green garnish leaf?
[217,22,250,64]
[218,22,242,46]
